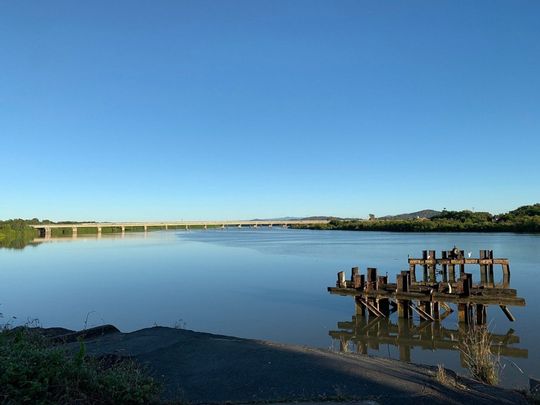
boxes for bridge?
[31,220,329,238]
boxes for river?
[1,228,538,388]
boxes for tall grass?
[460,326,499,385]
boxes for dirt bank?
[50,325,526,404]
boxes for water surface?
[1,229,538,387]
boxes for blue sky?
[1,1,539,220]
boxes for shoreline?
[44,324,527,404]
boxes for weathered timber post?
[355,274,365,290]
[441,251,448,282]
[396,274,410,319]
[422,250,429,282]
[429,250,436,282]
[462,273,472,296]
[351,266,359,279]
[377,275,390,315]
[377,275,388,289]
[409,263,416,283]
[378,298,390,316]
[337,271,346,288]
[352,267,362,289]
[422,301,433,318]
[459,250,466,276]
[448,250,456,282]
[487,250,495,288]
[144,225,148,232]
[502,261,511,288]
[367,269,379,317]
[480,250,488,285]
[72,227,78,238]
[500,305,516,322]
[458,273,473,323]
[401,270,410,288]
[355,296,366,317]
[367,268,377,291]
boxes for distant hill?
[380,210,441,220]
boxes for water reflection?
[330,313,528,363]
[328,247,528,371]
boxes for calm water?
[1,229,538,387]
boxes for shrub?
[0,327,161,404]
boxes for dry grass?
[436,364,450,385]
[434,363,465,389]
[460,326,499,385]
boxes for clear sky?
[1,1,539,221]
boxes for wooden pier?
[328,248,525,324]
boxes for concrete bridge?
[31,220,329,238]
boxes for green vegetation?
[0,220,38,249]
[294,204,540,233]
[0,327,160,404]
[0,218,227,249]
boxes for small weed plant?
[436,364,450,385]
[0,326,161,404]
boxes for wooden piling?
[396,274,410,319]
[409,263,416,283]
[502,263,511,288]
[377,275,388,291]
[429,250,436,282]
[355,296,365,317]
[480,250,488,285]
[422,250,428,282]
[337,271,346,288]
[351,266,359,280]
[331,247,524,328]
[441,251,448,282]
[487,250,495,288]
[378,298,390,316]
[500,305,516,322]
[448,261,456,282]
[367,267,377,291]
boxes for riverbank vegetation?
[0,220,38,249]
[460,326,499,385]
[293,204,540,233]
[0,326,160,404]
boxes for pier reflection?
[328,247,528,365]
[329,314,527,363]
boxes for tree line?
[293,204,540,233]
